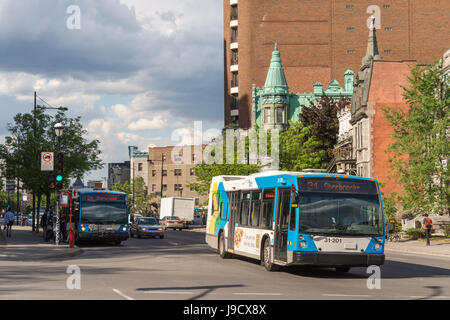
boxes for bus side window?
[289,206,296,231]
[251,191,261,227]
[240,192,250,226]
[260,189,275,229]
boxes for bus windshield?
[81,194,127,224]
[297,178,383,236]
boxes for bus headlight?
[81,227,86,232]
[374,243,381,250]
[300,241,307,248]
[122,227,127,231]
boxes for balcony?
[230,42,238,50]
[230,64,238,72]
[230,87,239,94]
[230,20,238,28]
[230,0,238,5]
[230,109,239,117]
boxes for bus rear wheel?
[262,237,278,272]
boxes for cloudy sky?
[0,0,224,182]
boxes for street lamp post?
[54,122,64,245]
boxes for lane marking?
[143,291,194,295]
[232,293,284,296]
[168,242,179,246]
[323,294,371,297]
[112,289,135,300]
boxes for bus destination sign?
[298,178,378,195]
[82,194,125,203]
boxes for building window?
[347,49,355,54]
[174,169,182,176]
[152,184,156,192]
[346,4,354,8]
[383,4,391,8]
[138,163,143,171]
[276,106,285,124]
[384,27,392,31]
[162,184,167,191]
[264,107,272,124]
[174,184,182,191]
[195,198,200,206]
[190,168,195,176]
[231,72,238,87]
[162,170,167,177]
[346,27,355,31]
[384,49,392,54]
[230,5,238,20]
[357,122,363,149]
[231,28,238,43]
[152,170,156,177]
[192,153,197,162]
[231,50,238,65]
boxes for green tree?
[300,94,350,164]
[0,106,103,227]
[279,122,327,171]
[383,60,449,216]
[188,127,262,196]
[112,177,155,216]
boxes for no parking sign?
[41,152,54,171]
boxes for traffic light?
[48,174,56,190]
[55,152,64,189]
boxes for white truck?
[160,197,195,229]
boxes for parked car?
[160,216,184,231]
[130,217,164,239]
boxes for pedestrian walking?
[4,206,15,238]
[422,214,433,246]
[41,208,49,241]
[46,211,55,243]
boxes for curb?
[42,246,84,260]
[385,248,450,258]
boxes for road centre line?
[232,293,284,296]
[143,291,194,294]
[112,289,135,300]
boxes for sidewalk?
[384,238,450,258]
[0,225,83,262]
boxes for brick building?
[224,0,450,129]
[147,145,208,206]
[107,161,130,190]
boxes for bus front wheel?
[219,232,230,259]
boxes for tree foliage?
[0,106,103,202]
[279,122,326,171]
[383,60,449,215]
[112,176,156,216]
[300,94,350,164]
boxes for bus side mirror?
[290,186,300,204]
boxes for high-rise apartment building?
[224,0,450,129]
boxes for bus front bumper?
[78,232,129,241]
[291,251,385,267]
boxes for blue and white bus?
[72,189,130,245]
[205,171,385,272]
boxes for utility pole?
[160,153,165,199]
[32,91,37,232]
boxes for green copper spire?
[263,42,289,94]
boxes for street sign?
[60,192,70,207]
[41,152,54,171]
[6,179,15,193]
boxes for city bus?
[69,189,130,245]
[205,171,385,272]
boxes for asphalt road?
[1,230,449,300]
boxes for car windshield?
[298,193,383,236]
[167,216,180,220]
[137,218,158,225]
[81,201,128,224]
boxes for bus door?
[274,188,291,262]
[227,191,239,251]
